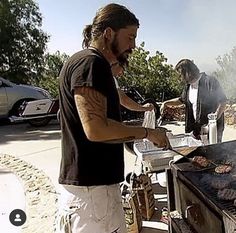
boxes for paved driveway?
[0,120,61,188]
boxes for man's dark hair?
[175,59,200,78]
[82,3,139,48]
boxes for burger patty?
[192,156,211,168]
[210,179,231,189]
[217,188,236,200]
[201,174,232,189]
[215,164,233,174]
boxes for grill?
[167,140,236,233]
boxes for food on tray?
[215,164,233,174]
[217,188,236,200]
[192,156,211,168]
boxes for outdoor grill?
[167,140,236,233]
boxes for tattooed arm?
[74,86,170,148]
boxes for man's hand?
[142,103,154,111]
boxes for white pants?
[56,184,127,233]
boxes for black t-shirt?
[58,48,124,186]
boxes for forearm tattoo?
[75,87,107,125]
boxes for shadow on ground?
[0,120,61,144]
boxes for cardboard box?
[132,174,155,220]
[122,191,142,233]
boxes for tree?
[0,0,49,83]
[119,42,183,102]
[213,47,236,100]
[32,51,69,98]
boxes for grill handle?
[185,204,203,225]
[185,205,194,219]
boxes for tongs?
[165,148,216,172]
[169,148,217,167]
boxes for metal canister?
[200,124,209,145]
[208,113,217,144]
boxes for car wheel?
[28,118,51,127]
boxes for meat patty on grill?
[210,179,231,189]
[215,164,233,174]
[201,174,232,189]
[192,156,210,168]
[217,188,236,200]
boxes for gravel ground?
[0,154,58,233]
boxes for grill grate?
[173,140,236,223]
[182,171,236,220]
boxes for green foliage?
[119,42,183,102]
[31,51,69,98]
[0,0,49,83]
[213,47,236,100]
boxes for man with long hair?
[161,59,227,142]
[57,3,170,233]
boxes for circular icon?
[9,209,26,226]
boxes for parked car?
[0,77,51,119]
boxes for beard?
[110,35,132,65]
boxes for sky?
[36,0,236,73]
